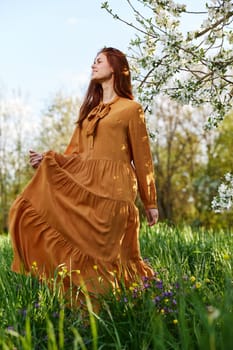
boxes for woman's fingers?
[29,150,43,168]
[145,208,159,226]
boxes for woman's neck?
[101,82,117,104]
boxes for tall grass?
[0,223,232,349]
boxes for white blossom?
[212,173,233,212]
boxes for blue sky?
[0,0,205,113]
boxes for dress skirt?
[9,151,154,296]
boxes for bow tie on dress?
[86,102,112,149]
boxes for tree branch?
[194,11,233,39]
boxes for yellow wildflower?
[93,265,98,270]
[58,266,68,277]
[190,276,196,282]
[223,254,230,260]
[132,282,139,287]
[31,261,38,272]
[173,319,178,325]
[195,282,202,289]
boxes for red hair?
[78,47,133,126]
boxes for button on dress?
[9,96,157,296]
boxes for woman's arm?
[128,105,158,224]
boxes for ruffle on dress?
[9,151,154,296]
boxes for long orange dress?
[9,96,157,297]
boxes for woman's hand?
[145,208,159,226]
[29,150,43,169]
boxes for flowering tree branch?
[102,0,233,128]
[212,173,233,212]
[194,10,233,38]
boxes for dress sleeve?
[64,126,80,155]
[128,106,157,209]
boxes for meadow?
[0,223,232,350]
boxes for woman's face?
[91,53,114,82]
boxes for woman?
[9,47,158,300]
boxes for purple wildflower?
[153,296,161,304]
[142,276,149,282]
[155,280,163,289]
[163,306,169,313]
[163,291,173,297]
